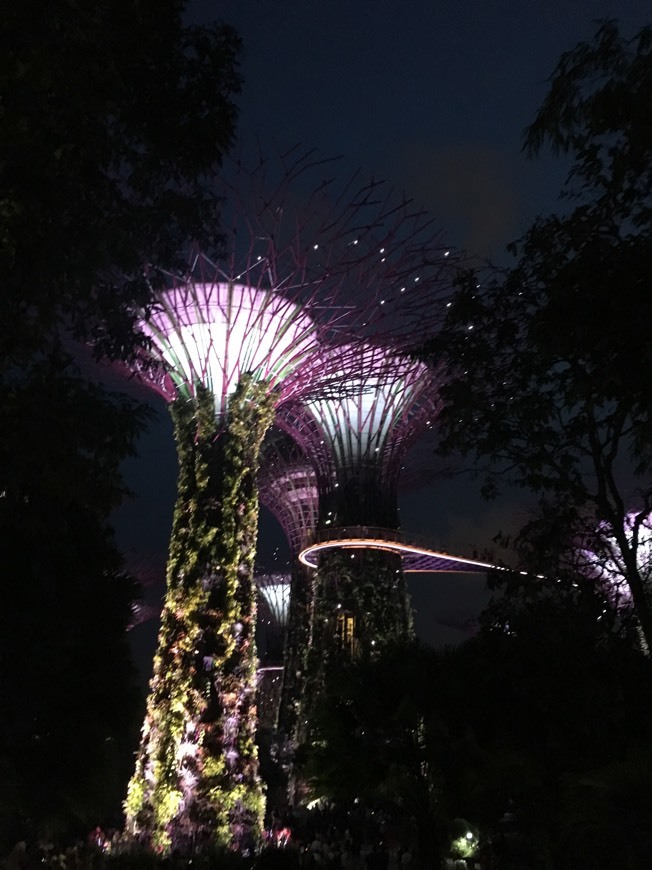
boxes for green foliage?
[0,529,143,846]
[299,643,443,830]
[299,579,652,868]
[423,21,652,648]
[126,379,276,851]
[1,1,241,841]
[435,570,652,869]
[0,354,147,846]
[301,549,414,743]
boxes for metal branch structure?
[123,150,460,853]
[258,429,319,560]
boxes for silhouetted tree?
[423,21,652,648]
[0,0,241,841]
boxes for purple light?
[259,429,319,556]
[143,280,316,415]
[578,511,652,605]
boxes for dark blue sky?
[201,0,648,257]
[118,2,651,667]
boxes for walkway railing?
[299,525,494,573]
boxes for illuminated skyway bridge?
[298,526,495,573]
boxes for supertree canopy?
[124,149,459,852]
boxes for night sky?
[116,0,650,678]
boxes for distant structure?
[257,430,320,796]
[123,150,458,852]
[254,572,290,729]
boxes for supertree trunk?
[301,549,413,713]
[125,379,275,852]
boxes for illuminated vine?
[125,378,274,851]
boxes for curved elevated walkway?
[298,526,494,573]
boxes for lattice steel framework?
[258,428,320,559]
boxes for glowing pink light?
[143,281,316,416]
[578,511,652,604]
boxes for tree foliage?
[423,21,652,648]
[0,0,242,840]
[2,0,241,359]
[301,580,652,869]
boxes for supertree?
[123,149,458,851]
[277,342,443,715]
